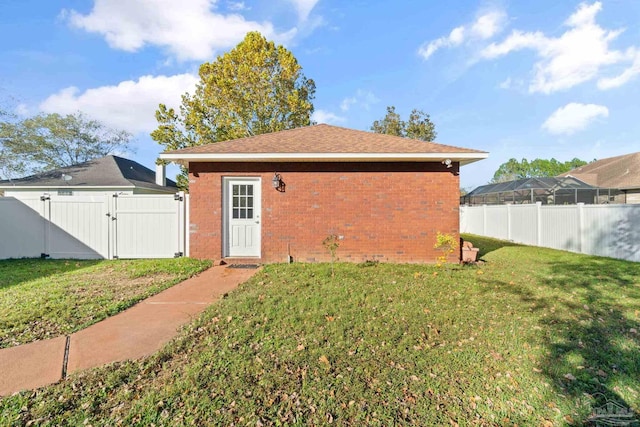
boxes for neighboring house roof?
[0,155,177,191]
[161,124,488,165]
[560,152,640,190]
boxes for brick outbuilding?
[161,124,487,264]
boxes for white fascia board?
[0,185,135,190]
[160,152,489,165]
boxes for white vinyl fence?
[0,193,187,260]
[460,203,640,262]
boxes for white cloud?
[418,10,506,60]
[481,30,546,58]
[288,0,320,22]
[542,102,609,135]
[498,77,512,89]
[14,103,31,117]
[598,48,640,89]
[481,2,629,94]
[226,1,249,11]
[63,0,295,61]
[418,26,465,60]
[339,89,379,112]
[39,74,199,134]
[312,109,344,124]
[471,10,507,39]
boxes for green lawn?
[0,258,212,349]
[1,236,638,426]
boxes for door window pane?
[231,183,255,220]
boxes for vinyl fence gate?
[0,193,187,259]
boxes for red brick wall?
[188,162,460,263]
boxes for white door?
[225,178,261,257]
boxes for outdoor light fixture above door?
[272,173,285,192]
[272,173,282,188]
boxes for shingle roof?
[560,152,640,190]
[0,155,178,191]
[162,124,487,165]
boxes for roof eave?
[0,185,136,190]
[160,152,489,166]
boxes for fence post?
[178,191,186,257]
[536,202,542,246]
[507,204,512,241]
[577,203,584,254]
[482,204,487,236]
[185,193,190,257]
[41,194,51,258]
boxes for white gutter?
[0,185,136,190]
[160,152,489,166]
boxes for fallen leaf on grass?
[319,355,330,367]
[563,373,576,381]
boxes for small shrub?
[434,232,458,267]
[322,235,340,277]
[359,259,379,268]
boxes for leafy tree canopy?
[0,112,132,180]
[370,106,437,142]
[491,157,590,183]
[152,31,316,189]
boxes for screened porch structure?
[461,177,624,206]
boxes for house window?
[58,190,73,196]
[231,184,254,219]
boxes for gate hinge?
[40,195,51,201]
[174,252,184,258]
[40,253,50,259]
[113,255,119,259]
[174,193,183,201]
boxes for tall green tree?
[491,157,589,183]
[370,106,437,142]
[0,108,24,179]
[152,32,316,189]
[0,112,132,180]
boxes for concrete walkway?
[0,265,258,397]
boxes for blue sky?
[1,0,639,189]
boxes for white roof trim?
[0,185,136,190]
[160,152,489,165]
